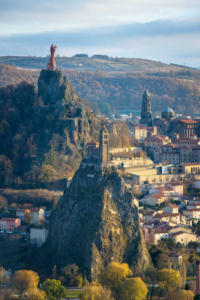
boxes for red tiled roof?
[87,141,99,146]
[162,152,179,155]
[167,203,178,208]
[178,139,200,143]
[183,163,200,166]
[151,193,165,199]
[1,218,19,222]
[179,119,199,124]
[154,213,180,218]
[188,203,200,207]
[170,231,186,237]
[167,182,183,187]
[185,208,200,212]
[145,135,168,142]
[144,211,156,216]
[134,125,147,129]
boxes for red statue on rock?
[47,44,57,70]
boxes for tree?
[80,282,114,300]
[12,270,39,294]
[61,264,83,287]
[0,267,6,286]
[149,246,169,269]
[157,268,182,297]
[24,209,32,224]
[41,279,66,300]
[98,262,133,291]
[0,195,7,209]
[119,277,148,300]
[21,289,46,300]
[174,289,194,300]
[39,164,57,182]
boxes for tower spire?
[99,124,109,167]
[140,89,152,126]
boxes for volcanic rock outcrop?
[46,163,150,280]
[0,68,91,186]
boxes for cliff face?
[37,69,88,146]
[0,69,91,186]
[47,164,150,280]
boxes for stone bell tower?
[140,89,153,126]
[99,125,109,166]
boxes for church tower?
[140,89,153,126]
[99,125,109,166]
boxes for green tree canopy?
[61,264,82,287]
[80,282,114,300]
[175,289,194,300]
[119,277,148,300]
[98,262,133,291]
[21,288,47,300]
[41,279,66,300]
[13,270,39,294]
[157,268,182,296]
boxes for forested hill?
[0,55,200,114]
[0,64,38,87]
[63,71,200,114]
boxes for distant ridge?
[0,56,200,115]
[0,55,198,73]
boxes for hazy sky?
[0,0,200,67]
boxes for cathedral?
[140,89,153,126]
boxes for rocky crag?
[0,69,95,186]
[37,70,89,147]
[46,162,150,280]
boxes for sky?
[0,0,200,67]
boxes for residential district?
[2,88,200,250]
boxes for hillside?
[0,64,38,87]
[0,56,200,114]
[64,70,200,114]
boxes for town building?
[16,207,45,224]
[153,118,169,135]
[183,163,200,175]
[170,119,200,139]
[163,204,179,214]
[166,182,184,195]
[183,208,200,220]
[144,135,171,148]
[134,124,157,142]
[141,193,167,206]
[0,218,21,232]
[153,143,200,165]
[170,231,196,245]
[134,125,147,141]
[30,227,48,247]
[86,141,99,158]
[161,107,175,120]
